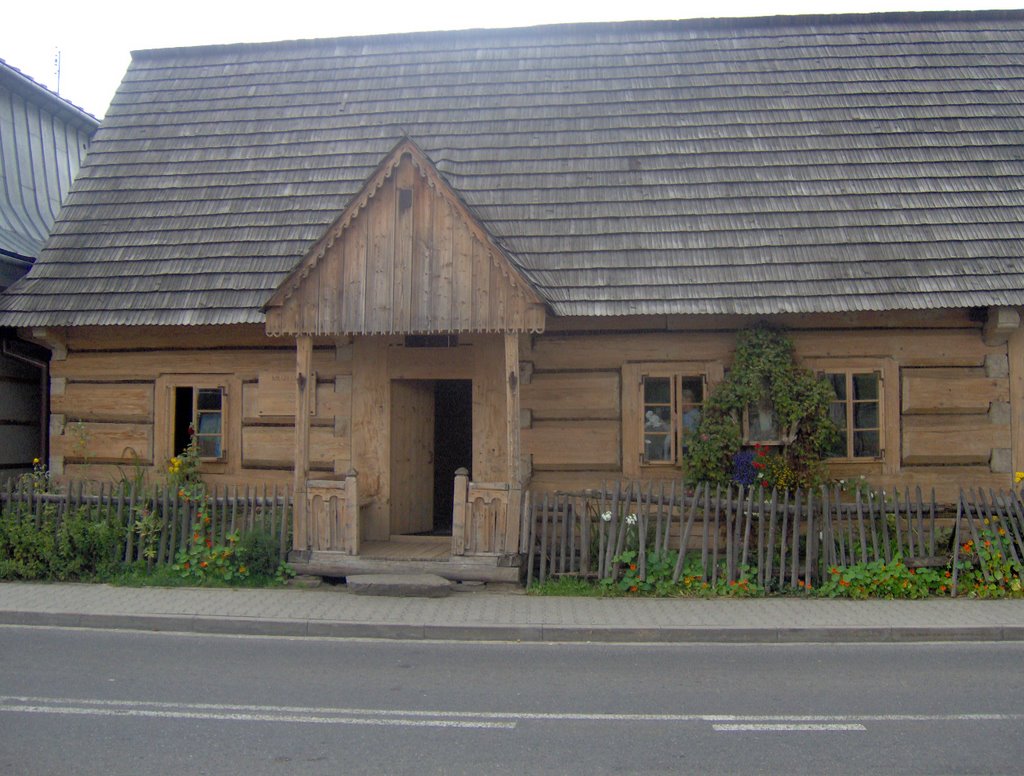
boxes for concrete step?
[345,573,454,597]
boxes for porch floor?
[360,536,451,561]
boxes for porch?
[288,467,525,583]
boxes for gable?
[265,143,546,336]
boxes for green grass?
[526,575,606,596]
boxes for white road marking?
[713,724,867,732]
[0,696,1020,729]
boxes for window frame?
[156,374,236,471]
[800,358,895,468]
[624,362,719,473]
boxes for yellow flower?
[32,457,40,465]
[1016,471,1024,484]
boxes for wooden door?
[390,380,435,535]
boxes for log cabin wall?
[521,309,1017,503]
[45,325,352,489]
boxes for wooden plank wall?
[266,152,545,336]
[49,325,352,488]
[521,311,1014,503]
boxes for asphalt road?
[0,626,1021,775]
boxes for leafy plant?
[684,325,838,489]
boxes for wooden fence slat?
[672,483,701,584]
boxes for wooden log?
[700,484,711,582]
[711,484,722,586]
[951,492,964,597]
[123,481,136,564]
[538,493,549,584]
[929,488,937,557]
[763,488,778,588]
[915,486,926,559]
[525,494,536,587]
[805,488,815,588]
[961,490,991,583]
[879,491,892,564]
[790,489,802,590]
[672,483,701,584]
[724,486,735,583]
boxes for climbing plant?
[683,325,838,488]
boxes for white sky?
[4,0,1022,118]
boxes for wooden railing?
[302,471,360,555]
[451,468,522,556]
[0,479,292,565]
[524,480,968,590]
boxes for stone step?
[345,573,453,597]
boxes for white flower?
[625,513,638,526]
[601,511,612,522]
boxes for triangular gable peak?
[265,140,547,336]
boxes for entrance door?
[390,379,473,536]
[390,380,435,535]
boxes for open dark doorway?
[432,380,472,533]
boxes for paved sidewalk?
[2,581,1024,643]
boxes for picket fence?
[523,481,1024,594]
[0,480,293,565]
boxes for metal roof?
[0,59,99,288]
[2,11,1024,326]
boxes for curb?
[1,610,1023,644]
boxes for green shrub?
[235,527,282,578]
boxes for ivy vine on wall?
[683,325,838,488]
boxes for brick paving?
[2,581,1023,643]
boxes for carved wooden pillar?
[293,335,313,551]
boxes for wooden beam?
[505,333,521,487]
[293,335,313,551]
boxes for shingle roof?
[2,10,1024,326]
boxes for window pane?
[853,373,879,400]
[853,402,878,429]
[679,376,703,403]
[197,436,222,459]
[643,377,671,405]
[827,431,848,458]
[827,373,847,401]
[644,433,672,462]
[197,411,221,435]
[747,396,780,442]
[829,401,847,430]
[853,430,879,457]
[644,407,671,431]
[197,388,222,410]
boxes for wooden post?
[504,333,523,553]
[452,467,469,555]
[344,468,360,555]
[293,335,313,552]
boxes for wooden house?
[1,11,1023,580]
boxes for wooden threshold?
[290,548,521,583]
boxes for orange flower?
[183,562,190,569]
[939,585,947,592]
[797,580,805,587]
[193,532,200,541]
[205,539,212,548]
[199,561,208,568]
[629,585,638,593]
[908,568,915,575]
[629,564,637,572]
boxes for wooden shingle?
[2,10,1024,326]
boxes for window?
[641,373,704,465]
[157,375,232,466]
[173,387,224,459]
[824,370,881,459]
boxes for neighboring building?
[0,12,1022,577]
[0,59,98,481]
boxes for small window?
[640,373,705,465]
[173,386,224,460]
[825,370,881,459]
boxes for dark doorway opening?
[432,380,472,533]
